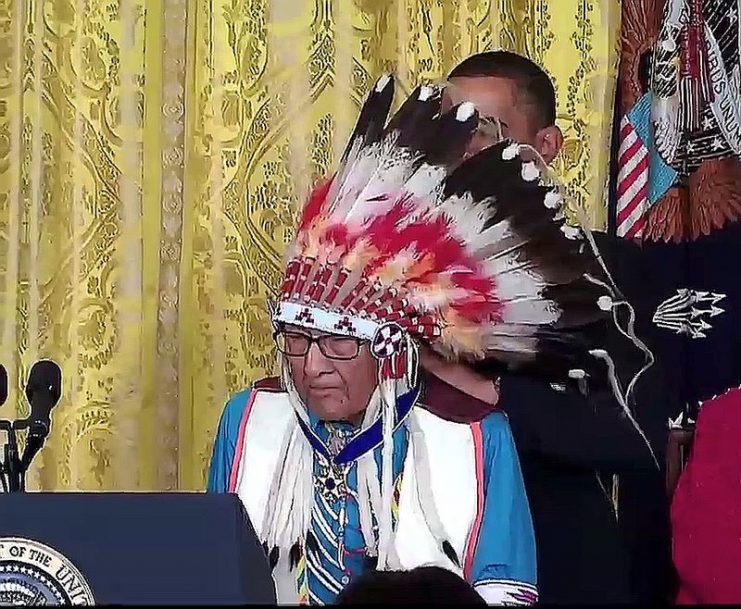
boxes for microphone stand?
[0,421,7,492]
[0,419,47,493]
[19,422,48,481]
[0,420,24,492]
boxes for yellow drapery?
[0,0,619,491]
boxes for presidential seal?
[0,538,94,605]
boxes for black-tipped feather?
[268,546,280,571]
[446,143,597,281]
[442,139,613,376]
[289,542,302,571]
[385,84,443,145]
[418,103,479,167]
[340,74,395,164]
[306,531,320,556]
[441,540,460,567]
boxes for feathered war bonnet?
[265,75,650,572]
[273,73,615,389]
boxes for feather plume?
[274,75,613,374]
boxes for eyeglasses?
[274,330,363,361]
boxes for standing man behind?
[420,51,674,604]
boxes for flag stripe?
[618,144,648,183]
[617,165,649,225]
[617,185,649,237]
[615,116,650,239]
[625,214,646,239]
[618,131,641,165]
[617,151,649,199]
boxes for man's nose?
[303,341,333,376]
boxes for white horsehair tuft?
[597,295,614,311]
[375,74,392,92]
[561,224,581,240]
[521,161,540,182]
[544,190,562,209]
[456,101,476,121]
[502,142,520,160]
[418,85,435,101]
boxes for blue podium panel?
[0,492,276,605]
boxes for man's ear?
[534,124,563,165]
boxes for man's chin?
[306,392,341,414]
[306,400,358,424]
[308,388,342,405]
[314,409,344,421]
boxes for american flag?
[615,115,650,239]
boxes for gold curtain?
[0,0,620,491]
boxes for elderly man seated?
[208,74,618,605]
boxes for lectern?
[0,492,275,605]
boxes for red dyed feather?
[323,224,351,248]
[299,176,334,232]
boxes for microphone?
[23,359,62,434]
[0,364,8,491]
[19,360,62,472]
[0,364,7,408]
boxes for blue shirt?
[208,389,537,604]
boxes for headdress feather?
[275,74,612,378]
